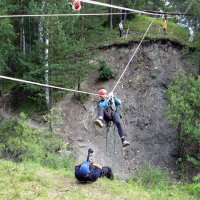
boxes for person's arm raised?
[91,163,102,169]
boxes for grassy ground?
[0,159,198,200]
[98,15,199,49]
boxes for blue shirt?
[75,165,102,182]
[97,97,122,108]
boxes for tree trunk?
[20,18,26,54]
[109,0,113,30]
[196,16,200,31]
[199,62,200,75]
[124,10,127,20]
[39,0,50,113]
[45,33,50,112]
[19,0,25,54]
[119,3,122,22]
[0,83,2,98]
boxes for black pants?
[98,107,124,138]
[119,29,123,37]
[101,166,114,180]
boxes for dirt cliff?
[55,39,197,179]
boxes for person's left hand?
[89,159,94,165]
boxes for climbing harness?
[103,93,123,158]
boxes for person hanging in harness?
[95,89,130,148]
[75,148,114,182]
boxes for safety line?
[0,12,133,18]
[0,75,98,96]
[111,17,156,93]
[184,0,196,14]
[143,10,192,16]
[80,0,162,16]
[111,0,196,93]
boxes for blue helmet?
[79,161,90,175]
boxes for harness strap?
[107,93,116,111]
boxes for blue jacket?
[97,97,122,108]
[75,165,102,182]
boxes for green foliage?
[166,74,200,141]
[98,60,116,81]
[16,96,46,114]
[43,107,64,132]
[166,74,200,169]
[41,152,73,170]
[187,154,200,168]
[75,93,90,103]
[1,80,18,93]
[133,162,171,189]
[99,60,108,71]
[167,74,200,134]
[187,174,200,196]
[0,113,72,170]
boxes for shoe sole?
[122,143,130,148]
[95,121,103,128]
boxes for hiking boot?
[122,140,130,148]
[95,119,104,128]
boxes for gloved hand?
[108,91,114,98]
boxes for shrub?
[187,174,200,195]
[0,113,73,169]
[99,60,107,70]
[133,162,171,189]
[41,152,73,170]
[75,93,90,103]
[166,74,200,170]
[98,60,116,81]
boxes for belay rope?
[105,121,116,157]
[104,94,121,158]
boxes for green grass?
[0,159,199,200]
[103,15,199,49]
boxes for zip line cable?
[0,0,195,18]
[0,75,98,96]
[80,0,162,16]
[111,17,156,93]
[143,10,192,16]
[0,12,133,18]
[0,10,190,19]
[184,0,196,14]
[111,0,196,94]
